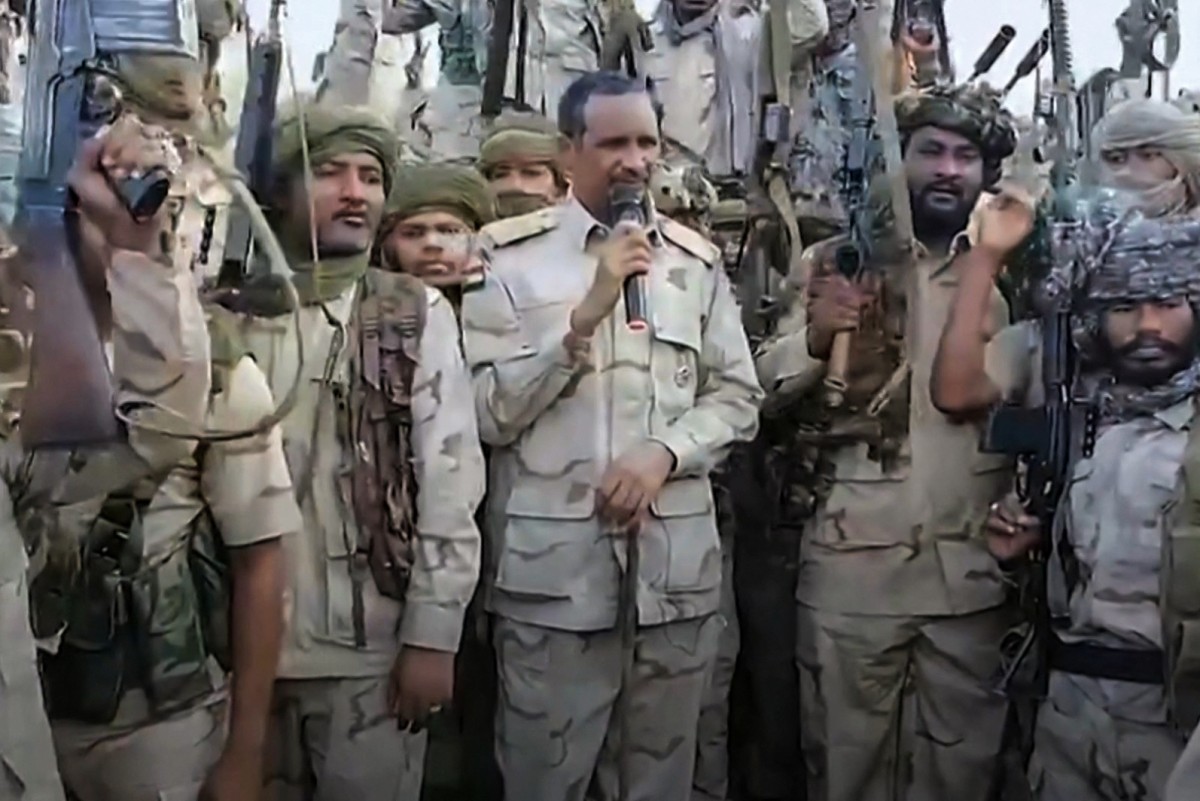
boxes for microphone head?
[608,183,647,226]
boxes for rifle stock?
[16,0,199,447]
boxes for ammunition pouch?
[34,495,221,725]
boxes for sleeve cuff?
[399,602,467,653]
[651,428,704,478]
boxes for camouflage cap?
[273,101,400,194]
[650,161,718,218]
[382,162,497,232]
[895,83,1017,185]
[1045,192,1200,419]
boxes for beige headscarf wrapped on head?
[1092,99,1200,216]
[271,101,401,303]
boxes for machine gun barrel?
[1003,28,1050,96]
[969,25,1016,82]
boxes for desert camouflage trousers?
[1167,722,1200,801]
[0,572,64,801]
[52,693,225,801]
[494,614,720,801]
[1029,673,1184,801]
[692,542,739,801]
[265,675,427,801]
[797,604,1012,801]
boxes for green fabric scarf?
[288,251,371,306]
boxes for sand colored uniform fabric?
[757,241,1017,801]
[0,506,64,801]
[1025,404,1192,801]
[36,252,298,801]
[1166,723,1200,801]
[462,200,762,800]
[239,277,483,799]
[691,530,738,801]
[385,0,604,159]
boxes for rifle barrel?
[1003,28,1050,96]
[969,25,1016,82]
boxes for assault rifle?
[967,25,1016,84]
[1001,28,1050,98]
[215,0,284,297]
[16,0,199,447]
[983,0,1095,701]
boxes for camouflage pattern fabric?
[265,676,427,800]
[0,489,64,801]
[1029,674,1184,801]
[1166,723,1200,801]
[463,199,762,799]
[895,82,1018,186]
[493,616,721,801]
[319,0,385,106]
[383,0,604,159]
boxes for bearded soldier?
[1091,99,1200,218]
[462,70,762,801]
[237,102,484,800]
[477,112,568,219]
[22,117,293,800]
[978,205,1200,801]
[756,83,1018,801]
[376,162,495,311]
[383,0,604,159]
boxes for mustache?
[1115,334,1182,358]
[332,205,368,220]
[920,180,964,198]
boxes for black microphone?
[608,183,648,331]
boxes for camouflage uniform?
[988,209,1200,801]
[0,489,62,801]
[1167,725,1200,801]
[245,104,485,801]
[757,85,1020,801]
[462,197,762,801]
[384,0,604,159]
[651,161,737,801]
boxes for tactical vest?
[439,21,481,87]
[337,269,426,644]
[27,316,244,725]
[1164,396,1200,730]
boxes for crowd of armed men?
[2,0,1200,800]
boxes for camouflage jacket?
[241,276,484,677]
[463,200,763,630]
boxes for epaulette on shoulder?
[482,206,559,248]
[660,218,721,267]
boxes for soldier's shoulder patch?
[660,218,720,267]
[482,207,560,248]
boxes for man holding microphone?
[461,70,762,801]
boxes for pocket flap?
[651,477,713,518]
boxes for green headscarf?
[382,163,497,233]
[272,101,400,304]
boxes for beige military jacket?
[1044,400,1193,724]
[756,242,1014,616]
[463,199,763,631]
[19,251,299,735]
[243,280,484,678]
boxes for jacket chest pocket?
[650,312,703,420]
